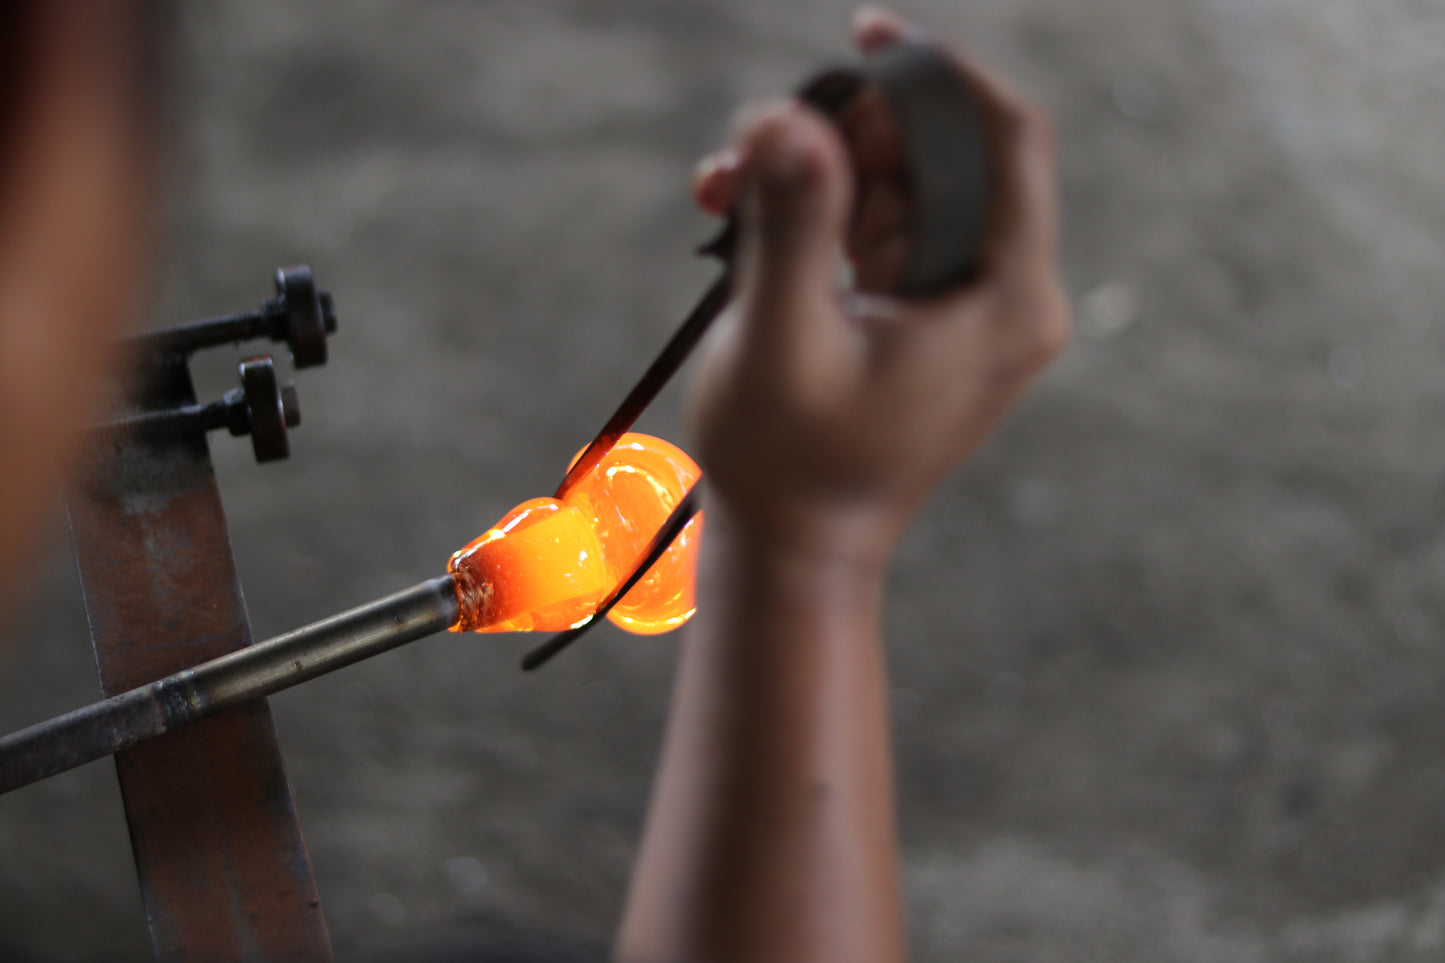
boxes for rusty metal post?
[69,357,333,962]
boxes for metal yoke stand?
[68,267,337,961]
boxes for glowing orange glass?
[449,433,702,635]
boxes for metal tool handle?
[706,42,994,293]
[791,43,992,294]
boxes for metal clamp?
[273,265,330,368]
[235,356,300,461]
[93,356,301,463]
[129,264,337,368]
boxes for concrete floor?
[3,0,1445,959]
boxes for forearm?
[617,11,1063,956]
[616,510,904,963]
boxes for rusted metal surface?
[69,358,333,962]
[0,576,459,795]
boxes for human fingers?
[695,6,912,219]
[834,82,908,292]
[848,17,1058,296]
[692,148,742,216]
[852,6,914,53]
[732,101,856,378]
[694,90,852,220]
[848,178,909,292]
[873,46,1066,377]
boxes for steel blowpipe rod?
[0,576,459,795]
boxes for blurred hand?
[0,2,156,611]
[688,6,1070,570]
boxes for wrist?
[699,498,894,598]
[690,503,889,664]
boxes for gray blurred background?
[3,0,1445,959]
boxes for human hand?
[687,6,1070,571]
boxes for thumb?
[735,102,853,363]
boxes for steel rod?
[0,575,459,795]
[127,292,337,361]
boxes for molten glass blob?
[449,433,703,635]
[565,435,704,634]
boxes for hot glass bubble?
[448,433,702,635]
[565,433,703,635]
[448,497,609,633]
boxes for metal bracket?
[68,267,338,961]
